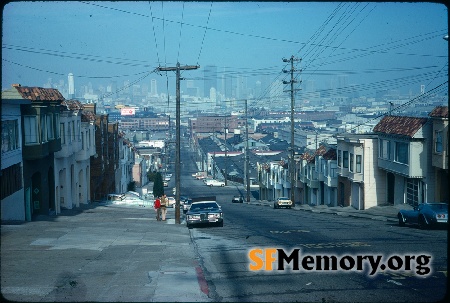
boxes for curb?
[247,201,398,223]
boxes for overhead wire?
[197,2,213,66]
[149,1,161,66]
[177,1,185,63]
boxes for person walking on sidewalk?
[160,194,168,221]
[154,197,161,221]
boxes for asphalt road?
[178,142,448,302]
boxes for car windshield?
[279,198,289,201]
[427,204,448,211]
[190,202,219,211]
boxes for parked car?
[398,203,448,228]
[183,198,193,214]
[107,192,147,206]
[186,201,223,228]
[206,180,225,187]
[274,197,292,209]
[167,196,176,208]
[232,196,244,203]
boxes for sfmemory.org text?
[248,248,432,276]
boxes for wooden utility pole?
[244,99,251,202]
[157,63,199,224]
[283,56,301,207]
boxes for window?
[81,131,85,150]
[47,113,54,140]
[1,163,23,199]
[71,121,75,142]
[87,129,91,149]
[60,123,65,144]
[406,178,422,206]
[337,150,342,167]
[356,155,362,173]
[395,142,409,164]
[435,130,443,153]
[24,116,38,144]
[1,120,19,153]
[349,153,354,172]
[343,151,349,168]
[40,115,47,143]
[55,114,60,138]
[77,120,81,141]
[380,139,391,159]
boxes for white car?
[167,196,176,208]
[206,180,225,187]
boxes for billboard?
[121,107,136,116]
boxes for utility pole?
[245,99,250,202]
[283,56,301,207]
[157,63,199,224]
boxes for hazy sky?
[2,1,448,101]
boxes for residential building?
[54,100,95,213]
[336,134,386,209]
[1,89,30,221]
[315,145,338,206]
[373,116,432,206]
[429,106,448,202]
[12,85,63,218]
[88,104,120,201]
[118,133,136,194]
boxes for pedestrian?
[160,194,168,221]
[154,196,161,221]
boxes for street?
[179,141,448,302]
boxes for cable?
[149,1,161,65]
[2,59,150,79]
[197,2,213,65]
[177,2,185,63]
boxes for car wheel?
[418,216,427,229]
[274,204,277,209]
[398,214,405,226]
[218,221,223,227]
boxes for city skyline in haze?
[2,2,448,106]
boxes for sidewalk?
[249,199,413,223]
[1,202,210,302]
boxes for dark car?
[232,196,243,203]
[398,203,448,228]
[186,201,223,228]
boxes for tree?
[153,172,164,198]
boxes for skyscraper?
[68,73,74,99]
[151,79,158,96]
[204,65,217,98]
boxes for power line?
[197,2,213,65]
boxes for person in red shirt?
[154,197,161,221]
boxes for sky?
[2,1,448,104]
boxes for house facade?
[373,115,433,206]
[336,134,386,209]
[14,85,63,218]
[54,100,95,213]
[429,106,448,202]
[1,90,30,221]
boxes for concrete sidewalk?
[249,199,414,223]
[1,203,210,302]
